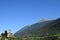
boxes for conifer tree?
[4,30,7,38]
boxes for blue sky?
[0,0,60,34]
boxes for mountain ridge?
[14,18,60,37]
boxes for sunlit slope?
[14,18,60,37]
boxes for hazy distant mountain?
[14,18,60,37]
[37,18,49,23]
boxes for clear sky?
[0,0,60,34]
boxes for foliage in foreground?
[0,37,22,40]
[1,33,60,40]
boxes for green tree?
[1,33,4,36]
[4,30,7,38]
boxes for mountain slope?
[14,18,60,37]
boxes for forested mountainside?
[14,18,60,37]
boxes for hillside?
[14,18,60,37]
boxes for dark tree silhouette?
[1,33,4,36]
[4,30,7,37]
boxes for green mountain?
[14,18,60,37]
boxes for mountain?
[14,18,60,37]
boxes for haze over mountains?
[14,18,60,37]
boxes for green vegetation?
[1,30,8,38]
[0,37,22,40]
[0,33,60,40]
